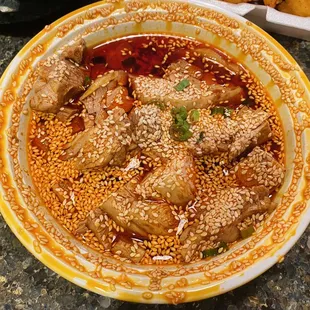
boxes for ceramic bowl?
[0,0,309,304]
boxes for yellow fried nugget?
[221,0,252,3]
[263,0,283,8]
[278,0,310,17]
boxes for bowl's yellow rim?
[0,0,309,304]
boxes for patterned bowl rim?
[0,0,309,304]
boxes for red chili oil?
[83,34,254,106]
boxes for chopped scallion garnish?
[240,225,255,239]
[174,79,190,91]
[197,131,205,143]
[171,106,187,120]
[210,106,233,118]
[201,242,229,258]
[84,76,91,87]
[170,106,192,142]
[190,109,200,123]
[155,102,166,110]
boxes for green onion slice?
[240,225,255,239]
[84,75,91,87]
[174,79,190,91]
[210,106,233,118]
[190,109,200,123]
[201,242,229,258]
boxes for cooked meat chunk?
[31,122,49,154]
[56,106,80,123]
[51,179,72,203]
[81,70,130,123]
[82,113,96,129]
[217,224,240,243]
[82,86,106,115]
[186,106,270,159]
[61,107,132,170]
[138,152,197,206]
[229,106,271,160]
[130,75,242,111]
[164,59,203,83]
[130,104,162,148]
[234,147,285,190]
[30,56,85,113]
[75,208,112,250]
[81,71,128,102]
[186,109,238,156]
[70,116,85,134]
[61,39,86,64]
[100,177,179,237]
[195,47,243,75]
[180,186,271,262]
[111,237,145,263]
[106,85,134,112]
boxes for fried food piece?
[277,0,310,17]
[263,0,283,8]
[221,0,252,4]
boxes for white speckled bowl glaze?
[0,0,309,304]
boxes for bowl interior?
[0,0,309,304]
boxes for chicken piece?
[100,177,179,237]
[164,59,203,83]
[229,106,271,160]
[111,237,145,263]
[278,0,310,17]
[56,106,80,123]
[138,152,197,206]
[30,56,85,113]
[195,47,243,75]
[75,208,112,250]
[130,75,242,111]
[234,146,285,190]
[61,39,86,64]
[180,185,270,262]
[130,104,162,149]
[51,179,72,203]
[61,107,132,170]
